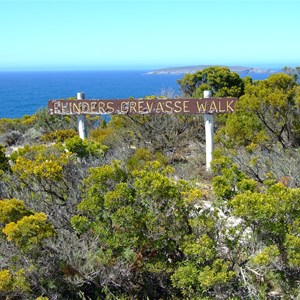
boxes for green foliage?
[91,113,204,162]
[70,215,90,234]
[12,150,68,181]
[171,262,199,297]
[126,148,168,171]
[89,115,131,149]
[89,121,115,145]
[0,269,12,291]
[21,114,38,126]
[171,195,238,298]
[0,144,10,171]
[251,245,280,266]
[71,160,202,297]
[211,150,256,201]
[41,128,77,142]
[181,234,216,264]
[172,256,236,297]
[8,143,79,215]
[231,184,300,265]
[2,212,55,251]
[285,233,300,267]
[224,111,267,147]
[32,107,77,134]
[0,198,32,224]
[198,259,235,289]
[0,268,29,294]
[0,118,24,135]
[225,73,300,148]
[77,160,127,215]
[178,66,245,98]
[65,136,108,159]
[10,143,63,162]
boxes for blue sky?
[0,0,299,71]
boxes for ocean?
[0,70,271,119]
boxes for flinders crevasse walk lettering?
[48,98,238,115]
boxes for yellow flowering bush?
[2,212,55,250]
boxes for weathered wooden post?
[204,90,214,171]
[77,92,87,139]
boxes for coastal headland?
[147,65,278,75]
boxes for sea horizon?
[0,64,284,73]
[0,70,184,119]
[0,67,280,119]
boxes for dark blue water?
[0,70,271,119]
[0,71,185,119]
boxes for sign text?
[48,98,237,115]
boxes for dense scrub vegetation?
[0,67,300,299]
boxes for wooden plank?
[48,98,238,115]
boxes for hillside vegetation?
[0,66,300,299]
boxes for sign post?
[204,90,214,171]
[77,92,87,139]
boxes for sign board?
[48,98,237,115]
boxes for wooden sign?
[48,92,237,171]
[48,98,237,115]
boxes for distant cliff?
[147,65,278,75]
